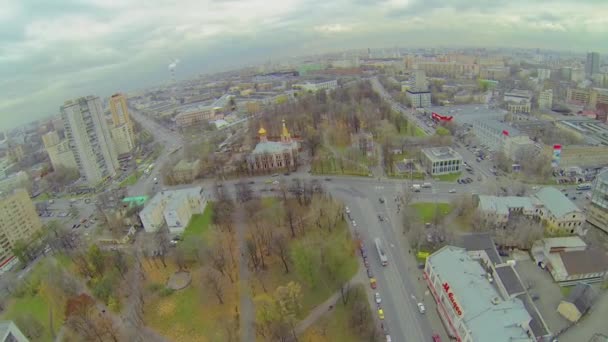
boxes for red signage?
[442,283,463,316]
[553,144,561,150]
[502,130,509,136]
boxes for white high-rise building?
[538,89,553,111]
[61,96,118,185]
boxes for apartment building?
[111,124,135,155]
[0,172,30,194]
[61,96,118,185]
[175,104,216,128]
[538,89,553,110]
[479,66,510,81]
[293,80,338,92]
[42,131,78,171]
[587,170,608,234]
[139,187,206,235]
[421,147,462,176]
[0,189,43,274]
[566,87,608,109]
[109,93,135,154]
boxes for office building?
[61,96,118,185]
[531,237,608,284]
[139,187,206,235]
[109,93,135,154]
[424,246,536,342]
[587,170,608,233]
[0,320,29,342]
[537,68,551,81]
[479,66,510,81]
[411,69,428,91]
[421,147,462,176]
[538,89,553,110]
[247,120,299,172]
[472,120,534,160]
[42,131,78,171]
[406,90,432,108]
[586,52,600,76]
[0,189,43,274]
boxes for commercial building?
[587,170,608,233]
[247,121,299,173]
[475,187,585,234]
[139,187,206,235]
[586,52,600,76]
[531,237,608,284]
[61,96,118,185]
[175,104,217,128]
[172,159,201,183]
[472,120,535,160]
[479,66,510,81]
[504,90,532,114]
[42,131,78,171]
[0,320,29,342]
[424,246,537,342]
[406,90,432,108]
[296,80,338,92]
[557,283,595,323]
[538,89,553,110]
[420,147,462,176]
[566,87,608,109]
[0,189,43,274]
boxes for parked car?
[370,277,377,289]
[375,292,382,304]
[378,215,384,222]
[449,189,456,193]
[367,268,373,278]
[417,302,426,314]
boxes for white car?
[417,302,426,314]
[345,206,351,214]
[386,335,392,342]
[272,180,279,185]
[375,292,382,304]
[352,221,357,227]
[449,189,456,193]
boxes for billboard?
[552,144,562,168]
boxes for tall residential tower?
[109,93,135,155]
[586,52,600,76]
[61,96,118,185]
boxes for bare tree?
[272,232,290,274]
[235,180,254,203]
[203,267,225,304]
[154,226,170,268]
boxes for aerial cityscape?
[1,1,608,342]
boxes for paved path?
[235,207,255,342]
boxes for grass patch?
[434,172,461,182]
[119,171,142,187]
[311,147,372,177]
[301,284,376,342]
[411,202,453,223]
[183,203,214,238]
[414,126,427,137]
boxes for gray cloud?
[1,0,608,129]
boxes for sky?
[1,0,608,130]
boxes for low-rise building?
[538,89,553,110]
[476,195,540,226]
[587,170,608,233]
[424,246,537,342]
[293,80,338,92]
[406,90,432,108]
[175,104,217,128]
[0,189,43,274]
[247,120,299,173]
[504,90,532,114]
[139,187,206,235]
[0,320,29,342]
[420,147,462,176]
[472,120,535,160]
[531,237,608,284]
[172,159,201,183]
[479,66,510,80]
[557,283,595,323]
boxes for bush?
[159,287,175,297]
[147,283,163,292]
[92,276,113,303]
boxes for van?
[422,182,432,188]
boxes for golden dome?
[258,127,267,135]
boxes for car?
[248,181,255,184]
[272,173,279,177]
[572,196,577,200]
[370,277,377,289]
[352,221,357,228]
[378,215,384,222]
[324,177,332,181]
[379,197,385,203]
[378,308,385,320]
[367,268,373,278]
[345,206,351,214]
[417,302,426,314]
[432,333,442,342]
[375,292,382,304]
[272,180,279,185]
[449,189,456,193]
[364,257,370,268]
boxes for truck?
[412,184,421,192]
[576,183,592,191]
[374,238,388,266]
[422,182,432,188]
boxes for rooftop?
[477,195,537,215]
[564,283,596,314]
[428,246,533,342]
[533,187,581,218]
[141,187,203,217]
[495,264,525,296]
[560,249,608,276]
[427,104,507,126]
[421,146,462,161]
[251,140,298,154]
[540,236,587,250]
[455,232,502,265]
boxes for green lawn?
[33,192,50,202]
[434,172,461,182]
[183,203,214,238]
[411,202,453,223]
[119,171,141,187]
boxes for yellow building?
[0,189,43,272]
[247,121,299,172]
[109,93,135,154]
[42,131,78,171]
[109,93,131,126]
[557,283,595,323]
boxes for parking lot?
[515,260,570,334]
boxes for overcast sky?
[1,0,608,129]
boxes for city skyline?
[2,0,608,129]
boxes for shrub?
[159,287,175,297]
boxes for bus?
[576,183,592,191]
[374,238,388,266]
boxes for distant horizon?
[1,43,605,132]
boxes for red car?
[432,333,441,342]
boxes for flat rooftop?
[427,104,507,126]
[428,246,533,342]
[455,232,502,265]
[557,118,608,146]
[141,187,203,216]
[421,147,462,161]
